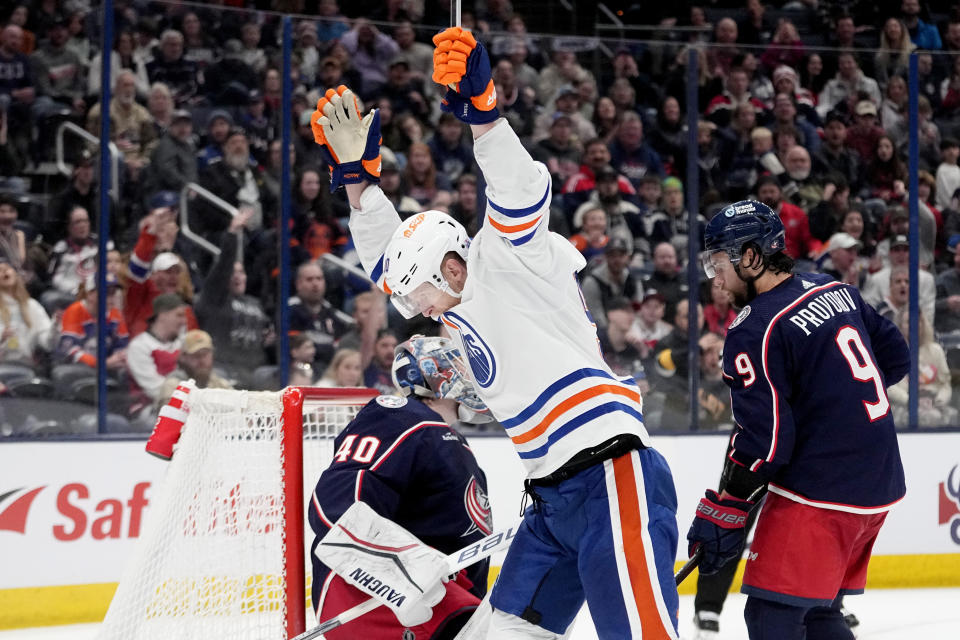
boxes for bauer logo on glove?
[309,85,383,192]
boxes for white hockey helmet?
[382,211,470,318]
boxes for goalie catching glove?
[432,27,499,125]
[315,501,450,628]
[310,85,382,192]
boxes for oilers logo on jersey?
[444,312,497,388]
[462,476,492,536]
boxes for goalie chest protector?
[309,397,492,604]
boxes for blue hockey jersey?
[307,396,492,612]
[721,272,910,512]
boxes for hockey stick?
[291,519,522,640]
[674,485,768,586]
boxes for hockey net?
[97,386,378,640]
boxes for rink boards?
[1,431,959,629]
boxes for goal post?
[98,386,378,640]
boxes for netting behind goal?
[97,387,377,640]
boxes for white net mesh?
[97,387,372,640]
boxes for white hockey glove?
[315,501,449,628]
[310,85,382,192]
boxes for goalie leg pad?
[316,573,480,640]
[315,501,450,628]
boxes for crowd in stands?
[2,0,960,433]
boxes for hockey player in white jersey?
[309,27,679,640]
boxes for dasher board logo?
[0,486,45,534]
[939,465,960,546]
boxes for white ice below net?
[96,388,364,640]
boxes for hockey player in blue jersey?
[308,335,494,640]
[309,26,679,640]
[686,200,911,639]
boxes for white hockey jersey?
[349,119,650,478]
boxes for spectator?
[800,52,827,97]
[580,237,640,328]
[862,234,936,321]
[874,204,937,271]
[936,138,960,212]
[196,127,276,238]
[145,81,174,137]
[145,108,196,194]
[703,284,737,337]
[494,58,536,140]
[864,135,908,204]
[706,17,741,79]
[317,347,363,388]
[392,21,432,81]
[646,177,706,259]
[533,84,597,145]
[737,0,774,47]
[47,205,114,304]
[759,19,804,75]
[822,231,868,289]
[938,238,960,335]
[428,112,473,184]
[647,96,685,175]
[644,241,687,320]
[705,67,767,129]
[126,292,186,422]
[771,92,820,155]
[449,173,481,237]
[289,333,317,384]
[203,39,259,107]
[289,261,350,369]
[0,24,36,158]
[817,53,882,120]
[826,13,858,65]
[316,0,350,43]
[808,176,854,243]
[608,111,664,188]
[911,96,941,173]
[56,274,127,370]
[379,150,421,217]
[531,114,581,188]
[630,288,672,352]
[888,308,952,427]
[45,149,97,244]
[194,210,271,386]
[363,328,398,394]
[179,12,216,71]
[29,14,86,117]
[569,206,610,265]
[537,46,589,105]
[157,329,234,408]
[875,263,910,321]
[571,166,644,257]
[402,142,451,207]
[696,331,731,429]
[146,29,201,106]
[339,19,399,99]
[86,69,155,182]
[813,113,862,194]
[900,0,942,50]
[637,174,662,214]
[781,144,823,212]
[650,298,704,429]
[562,137,636,213]
[87,29,149,98]
[196,109,233,170]
[124,207,199,337]
[239,22,267,75]
[846,99,886,166]
[6,6,34,54]
[240,90,271,164]
[293,167,347,260]
[598,296,648,382]
[0,257,53,365]
[379,57,430,122]
[0,194,26,272]
[874,18,915,86]
[880,76,910,149]
[770,65,818,123]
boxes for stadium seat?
[0,363,37,387]
[52,363,98,400]
[7,377,55,399]
[252,365,280,391]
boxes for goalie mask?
[382,211,470,319]
[391,335,492,424]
